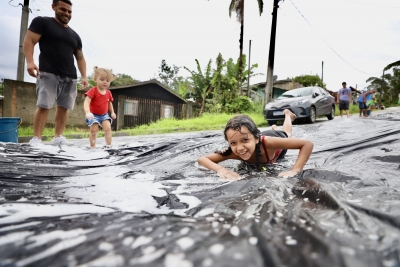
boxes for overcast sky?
[1,0,399,91]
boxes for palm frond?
[383,60,400,71]
[257,0,264,15]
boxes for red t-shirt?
[84,87,114,115]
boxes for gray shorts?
[36,71,77,110]
[339,100,349,110]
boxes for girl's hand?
[86,112,94,120]
[111,112,116,119]
[216,167,242,181]
[278,169,300,178]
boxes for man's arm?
[23,30,41,78]
[74,49,88,89]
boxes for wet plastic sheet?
[1,111,400,267]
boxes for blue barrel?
[0,117,21,143]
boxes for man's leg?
[54,106,68,137]
[33,107,50,139]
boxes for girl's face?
[94,71,111,90]
[226,125,259,161]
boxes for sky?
[1,0,400,92]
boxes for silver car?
[264,86,335,125]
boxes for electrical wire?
[288,0,379,76]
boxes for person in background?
[357,89,369,117]
[366,89,376,117]
[337,82,352,118]
[84,67,116,149]
[23,0,88,146]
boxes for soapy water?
[1,112,400,266]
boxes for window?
[161,105,174,118]
[124,99,138,116]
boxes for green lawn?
[18,104,362,138]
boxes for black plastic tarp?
[1,111,400,267]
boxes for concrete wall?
[2,79,87,127]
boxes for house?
[108,79,187,130]
[251,79,304,101]
[1,79,188,130]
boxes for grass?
[18,103,374,138]
[18,112,268,137]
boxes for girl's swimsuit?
[261,135,283,163]
[243,130,288,167]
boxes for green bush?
[224,96,253,113]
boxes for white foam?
[208,243,224,255]
[0,203,114,225]
[131,235,153,249]
[230,225,240,237]
[98,242,114,252]
[194,208,215,218]
[61,166,169,214]
[176,237,195,250]
[0,221,41,232]
[75,253,125,267]
[0,231,33,246]
[164,253,193,267]
[16,235,87,267]
[129,248,166,265]
[25,228,92,249]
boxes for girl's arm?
[84,96,94,120]
[264,137,313,176]
[108,101,116,119]
[198,153,242,181]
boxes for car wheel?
[267,120,275,126]
[327,106,335,120]
[307,107,316,123]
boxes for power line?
[288,0,378,76]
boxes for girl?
[198,109,313,180]
[84,66,116,149]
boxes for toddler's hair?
[93,66,116,82]
[216,114,262,171]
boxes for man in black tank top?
[23,0,88,146]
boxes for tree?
[111,74,140,87]
[228,0,264,94]
[365,75,391,104]
[293,74,326,88]
[184,59,213,116]
[157,59,182,92]
[77,73,139,90]
[211,53,238,109]
[383,60,400,104]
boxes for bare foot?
[271,124,279,130]
[284,109,297,121]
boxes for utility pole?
[321,61,324,84]
[264,0,282,105]
[17,0,30,81]
[380,69,385,106]
[247,40,252,97]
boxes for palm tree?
[229,0,264,95]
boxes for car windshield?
[278,88,312,99]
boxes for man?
[23,0,88,145]
[337,82,352,118]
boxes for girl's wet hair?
[93,66,116,82]
[216,114,263,171]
